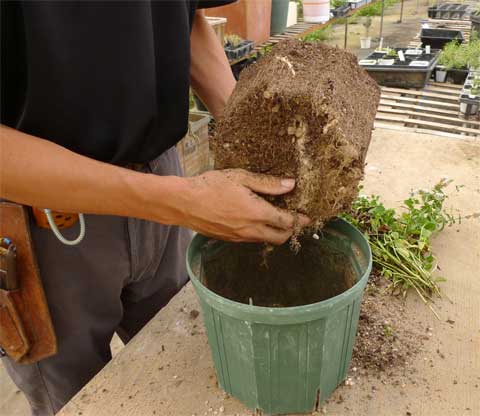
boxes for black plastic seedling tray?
[428,4,471,20]
[460,72,480,101]
[332,4,351,17]
[224,40,254,61]
[459,71,480,116]
[359,48,441,88]
[420,28,464,50]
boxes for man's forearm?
[190,10,236,119]
[0,125,304,244]
[0,125,186,224]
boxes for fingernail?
[281,179,295,188]
[301,215,312,225]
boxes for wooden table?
[59,128,480,416]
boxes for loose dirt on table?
[198,235,356,307]
[351,272,424,374]
[212,40,380,233]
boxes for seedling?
[224,34,244,48]
[362,16,372,37]
[342,179,457,317]
[383,324,394,338]
[386,48,398,58]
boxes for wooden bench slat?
[380,93,459,110]
[375,114,480,135]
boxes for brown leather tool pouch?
[0,289,30,360]
[0,202,57,363]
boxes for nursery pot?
[449,68,469,85]
[303,0,330,24]
[188,218,372,415]
[270,0,290,35]
[435,66,447,83]
[360,37,372,49]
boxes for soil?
[213,40,380,230]
[198,231,359,307]
[351,272,423,374]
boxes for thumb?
[239,171,296,196]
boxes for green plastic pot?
[270,0,290,35]
[187,218,372,415]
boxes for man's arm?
[1,125,308,244]
[190,10,236,119]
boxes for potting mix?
[212,40,380,231]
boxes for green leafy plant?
[470,78,480,96]
[336,15,360,25]
[301,27,333,42]
[342,179,456,317]
[355,0,399,17]
[260,44,273,56]
[362,16,372,37]
[439,36,480,70]
[224,34,244,48]
[438,41,466,70]
[331,0,347,8]
[466,32,480,70]
[386,47,398,58]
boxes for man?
[1,1,309,414]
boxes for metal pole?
[398,0,405,23]
[344,17,349,49]
[379,0,385,41]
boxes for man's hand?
[177,169,310,245]
[1,127,308,245]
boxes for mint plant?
[342,179,456,317]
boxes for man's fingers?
[265,208,296,230]
[235,170,296,196]
[243,225,293,245]
[262,207,312,231]
[298,214,311,227]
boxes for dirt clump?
[212,40,380,229]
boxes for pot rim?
[187,218,373,324]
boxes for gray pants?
[1,148,191,415]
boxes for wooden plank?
[422,85,464,95]
[380,87,460,102]
[429,81,463,89]
[378,100,460,117]
[378,107,480,128]
[429,82,464,90]
[375,114,480,135]
[374,122,474,140]
[380,93,460,110]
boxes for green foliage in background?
[331,0,347,8]
[301,27,333,42]
[342,180,457,316]
[224,34,244,48]
[355,0,399,17]
[438,35,480,70]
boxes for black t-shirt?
[1,0,233,164]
